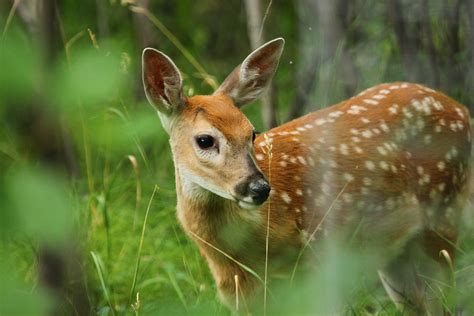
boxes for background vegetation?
[0,0,473,314]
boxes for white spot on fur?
[365,161,375,171]
[415,117,425,131]
[281,192,292,204]
[437,161,446,171]
[329,111,344,118]
[343,173,354,182]
[256,154,264,161]
[347,105,368,115]
[363,99,378,105]
[402,107,413,118]
[377,146,388,156]
[419,174,430,185]
[417,166,424,175]
[315,118,327,126]
[351,136,361,143]
[296,189,303,196]
[340,144,349,155]
[380,161,389,170]
[363,177,372,186]
[455,107,465,119]
[362,130,373,138]
[449,122,458,132]
[390,164,398,173]
[388,104,399,115]
[380,121,390,132]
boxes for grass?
[2,4,474,315]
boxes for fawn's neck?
[174,164,264,250]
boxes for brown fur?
[175,82,471,311]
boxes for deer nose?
[235,174,271,205]
[248,178,271,204]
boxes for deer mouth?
[237,199,261,210]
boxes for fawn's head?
[142,38,284,209]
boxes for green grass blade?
[129,185,158,305]
[90,251,115,316]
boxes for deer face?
[142,38,284,208]
[169,95,269,208]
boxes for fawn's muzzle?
[236,174,271,205]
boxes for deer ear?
[142,48,186,114]
[214,38,284,107]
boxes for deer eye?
[195,135,215,149]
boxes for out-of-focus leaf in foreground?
[3,166,74,245]
[53,44,126,110]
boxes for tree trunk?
[287,0,358,121]
[387,0,420,82]
[467,0,474,103]
[316,0,358,96]
[286,0,320,120]
[244,0,278,129]
[420,0,440,88]
[132,0,157,48]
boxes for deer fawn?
[142,38,471,313]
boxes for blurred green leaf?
[53,45,126,109]
[4,166,73,245]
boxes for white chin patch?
[179,165,235,200]
[238,200,259,210]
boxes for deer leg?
[379,236,455,316]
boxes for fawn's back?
[255,82,471,259]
